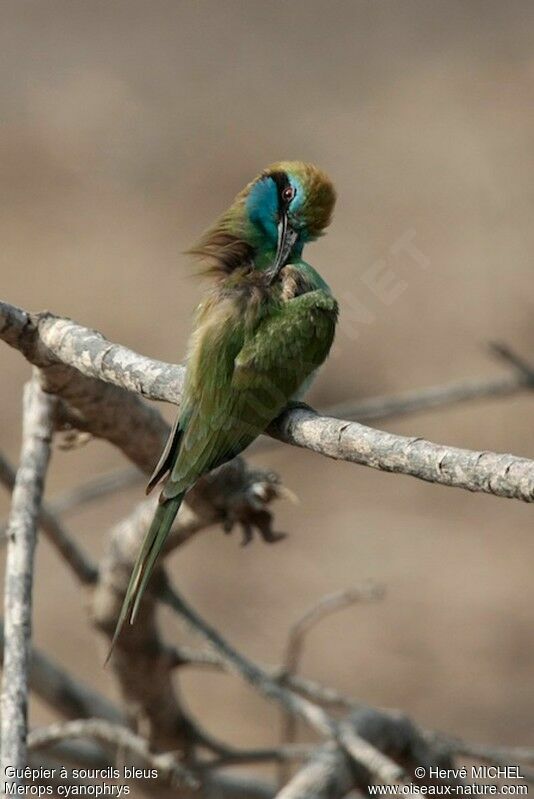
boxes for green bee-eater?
[112,161,338,646]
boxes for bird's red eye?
[282,186,295,202]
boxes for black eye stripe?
[267,171,292,206]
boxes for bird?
[110,161,338,650]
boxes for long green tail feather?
[106,493,185,660]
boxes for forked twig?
[278,583,384,785]
[161,582,403,786]
[28,719,196,786]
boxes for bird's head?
[190,161,336,282]
[244,161,336,282]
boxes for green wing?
[109,288,337,652]
[162,289,338,499]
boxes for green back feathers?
[162,286,338,500]
[109,161,338,656]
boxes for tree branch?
[283,583,385,679]
[28,719,196,786]
[161,582,404,786]
[0,619,123,723]
[2,300,533,503]
[276,706,462,798]
[204,743,316,768]
[23,365,533,520]
[269,406,534,501]
[166,643,358,713]
[0,377,55,780]
[274,744,353,799]
[278,584,383,784]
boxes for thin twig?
[204,743,317,768]
[278,583,383,785]
[284,583,385,678]
[286,674,357,711]
[489,342,534,383]
[274,744,352,799]
[28,719,197,786]
[1,378,55,780]
[161,582,403,785]
[166,643,359,712]
[322,373,532,422]
[48,466,142,517]
[161,585,336,737]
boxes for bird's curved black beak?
[265,213,298,285]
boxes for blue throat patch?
[246,175,305,266]
[246,177,279,249]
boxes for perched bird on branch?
[111,161,338,649]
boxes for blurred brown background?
[1,0,534,759]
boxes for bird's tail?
[107,492,185,660]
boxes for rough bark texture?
[275,745,353,799]
[269,406,534,501]
[0,378,55,783]
[2,300,534,502]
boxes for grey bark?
[0,378,55,786]
[28,719,196,786]
[269,406,534,501]
[0,620,122,723]
[275,745,353,799]
[2,300,533,502]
